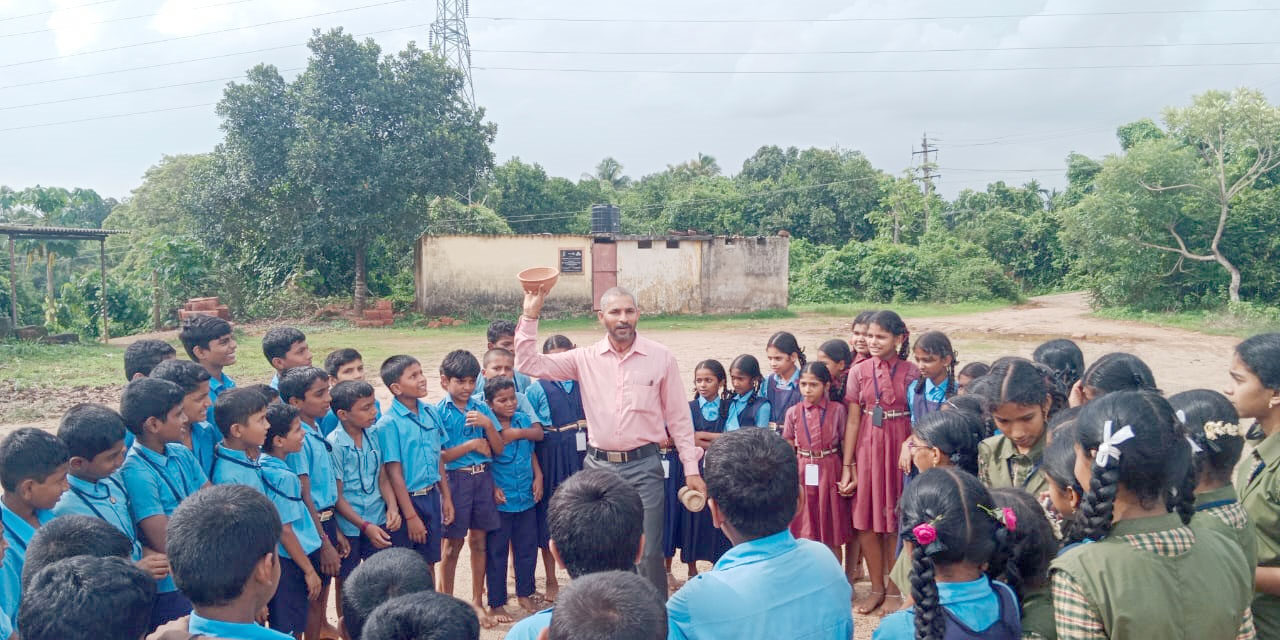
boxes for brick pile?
[179,297,231,322]
[354,299,395,328]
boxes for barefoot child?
[436,350,505,627]
[977,358,1052,497]
[784,362,852,556]
[483,376,544,623]
[725,355,771,430]
[764,331,806,433]
[841,310,920,615]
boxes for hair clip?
[911,514,946,555]
[1186,435,1204,454]
[1203,421,1242,441]
[1175,409,1188,425]
[977,504,1018,532]
[1094,420,1135,468]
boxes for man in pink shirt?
[515,286,706,596]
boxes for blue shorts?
[338,528,390,580]
[151,590,192,630]
[269,554,310,634]
[443,468,500,538]
[391,489,444,564]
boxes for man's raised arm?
[514,287,580,382]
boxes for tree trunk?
[353,244,367,313]
[1217,251,1243,303]
[892,210,901,244]
[45,249,54,302]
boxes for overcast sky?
[2,0,1279,201]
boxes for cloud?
[46,0,110,54]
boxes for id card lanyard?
[870,361,900,427]
[800,404,827,486]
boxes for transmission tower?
[429,0,475,106]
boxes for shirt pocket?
[622,382,661,418]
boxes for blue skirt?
[537,429,585,498]
[662,449,685,558]
[679,492,732,564]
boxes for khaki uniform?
[1239,433,1280,639]
[979,434,1049,497]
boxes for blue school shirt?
[667,530,852,640]
[191,420,224,477]
[376,398,444,493]
[524,381,573,425]
[0,502,54,622]
[505,608,553,640]
[319,403,382,437]
[473,384,540,425]
[907,377,950,425]
[188,612,293,640]
[53,474,143,561]
[210,445,266,492]
[206,371,235,424]
[491,412,537,513]
[0,610,11,640]
[874,576,1014,640]
[269,373,280,390]
[120,442,207,594]
[286,418,339,510]
[436,395,503,470]
[725,392,771,431]
[260,454,322,559]
[328,426,387,537]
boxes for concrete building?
[413,233,789,316]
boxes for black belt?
[587,443,660,464]
[450,463,489,475]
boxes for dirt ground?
[1,292,1246,638]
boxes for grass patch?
[792,299,1012,319]
[1092,307,1280,338]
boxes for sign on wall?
[560,248,584,274]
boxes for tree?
[487,158,588,234]
[584,157,631,189]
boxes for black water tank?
[591,204,621,234]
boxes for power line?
[473,60,1280,74]
[0,0,118,23]
[472,40,1280,56]
[1,0,412,70]
[0,103,215,133]
[469,7,1280,24]
[0,0,254,39]
[0,67,303,111]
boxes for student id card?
[805,463,820,486]
[576,430,587,451]
[662,459,671,478]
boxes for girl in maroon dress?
[839,310,920,615]
[783,362,852,553]
[850,310,876,366]
[817,339,853,403]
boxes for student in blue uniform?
[320,348,381,436]
[329,381,396,590]
[436,350,505,628]
[150,359,220,477]
[262,327,313,391]
[374,355,448,569]
[178,314,237,425]
[261,403,324,639]
[167,484,294,640]
[486,320,534,390]
[725,354,771,430]
[483,376,544,623]
[763,332,805,432]
[18,555,155,640]
[210,388,271,491]
[679,361,733,575]
[118,377,207,628]
[124,338,176,381]
[341,548,434,640]
[0,428,68,630]
[475,348,542,423]
[547,571,667,640]
[524,334,584,602]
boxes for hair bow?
[1094,420,1135,468]
[1175,409,1188,425]
[1186,435,1204,454]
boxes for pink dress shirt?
[514,316,703,474]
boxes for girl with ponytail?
[872,467,1020,640]
[1051,390,1254,639]
[764,331,806,432]
[989,488,1056,640]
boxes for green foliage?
[56,272,150,339]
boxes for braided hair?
[729,354,765,399]
[900,467,1010,640]
[542,334,575,353]
[1073,391,1190,541]
[818,339,853,402]
[766,331,806,371]
[1080,352,1160,400]
[912,411,982,476]
[914,331,958,399]
[1044,420,1086,541]
[868,310,911,361]
[1169,389,1243,487]
[692,359,731,408]
[1033,339,1085,393]
[989,487,1055,603]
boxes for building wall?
[415,235,594,315]
[615,238,705,315]
[702,236,789,312]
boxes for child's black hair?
[899,467,1010,640]
[912,411,982,476]
[548,469,645,578]
[379,354,420,388]
[1044,421,1085,542]
[942,394,994,439]
[958,361,990,381]
[765,331,807,369]
[18,555,155,640]
[703,428,800,540]
[988,487,1055,603]
[1236,333,1280,390]
[261,326,306,365]
[279,366,329,404]
[242,383,279,405]
[58,403,127,461]
[548,571,667,640]
[362,591,480,640]
[487,319,516,346]
[342,548,435,640]
[22,514,133,590]
[1033,339,1085,392]
[1081,352,1160,398]
[692,359,729,402]
[123,339,176,380]
[484,376,516,404]
[818,339,853,369]
[1169,389,1243,486]
[440,349,481,381]
[543,334,574,353]
[914,331,958,399]
[1073,391,1192,542]
[119,377,186,436]
[0,428,70,493]
[851,310,876,329]
[867,310,911,360]
[1033,362,1071,416]
[331,380,376,415]
[482,347,513,368]
[798,361,832,386]
[167,484,282,607]
[324,348,364,378]
[213,387,270,437]
[984,358,1051,414]
[263,403,300,456]
[177,313,232,360]
[149,359,212,395]
[729,354,765,397]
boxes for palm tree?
[582,157,631,189]
[691,152,720,177]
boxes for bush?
[58,272,150,339]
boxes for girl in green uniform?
[977,358,1053,498]
[990,487,1057,640]
[1043,421,1084,544]
[1051,391,1255,640]
[1229,333,1280,639]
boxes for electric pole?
[430,0,475,107]
[912,133,940,233]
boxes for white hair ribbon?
[1175,409,1188,425]
[1095,420,1136,467]
[1187,435,1203,454]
